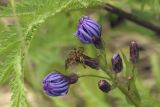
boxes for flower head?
[75,16,103,49]
[43,72,69,96]
[43,71,79,96]
[130,41,139,64]
[98,80,111,93]
[112,54,123,73]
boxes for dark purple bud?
[67,73,79,84]
[92,37,103,49]
[83,54,99,70]
[112,54,123,73]
[98,80,111,93]
[43,71,69,96]
[75,16,103,49]
[130,41,139,64]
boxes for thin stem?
[10,0,26,81]
[132,64,136,79]
[79,74,111,81]
[100,65,114,80]
[103,3,160,33]
[100,48,140,107]
[101,67,140,107]
[117,84,140,107]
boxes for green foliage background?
[0,0,160,107]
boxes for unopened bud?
[130,41,139,64]
[112,54,123,73]
[83,55,99,70]
[98,80,111,93]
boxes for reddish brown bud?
[130,41,139,64]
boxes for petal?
[43,72,60,81]
[76,30,92,43]
[47,79,67,85]
[49,81,68,89]
[82,24,94,37]
[46,90,61,96]
[86,22,101,37]
[78,28,92,40]
[86,19,101,30]
[48,75,64,83]
[51,85,69,93]
[75,31,88,43]
[60,90,68,96]
[78,31,92,43]
[83,23,99,38]
[83,16,90,19]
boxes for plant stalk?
[103,3,160,33]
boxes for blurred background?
[0,0,160,107]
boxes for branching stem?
[103,3,160,33]
[79,74,111,81]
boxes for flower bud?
[98,80,111,93]
[130,41,139,64]
[43,71,69,96]
[67,73,79,84]
[75,16,103,49]
[83,54,99,70]
[112,54,123,73]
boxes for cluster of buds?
[42,16,139,96]
[111,41,139,74]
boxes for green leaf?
[9,53,29,107]
[0,0,103,107]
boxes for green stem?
[101,68,140,107]
[79,73,140,107]
[79,74,111,81]
[132,64,136,79]
[117,84,140,107]
[100,48,140,107]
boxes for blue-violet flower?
[43,71,78,96]
[75,16,103,49]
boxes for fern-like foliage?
[0,31,28,107]
[0,0,102,107]
[1,0,159,107]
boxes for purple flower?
[75,16,103,49]
[98,80,111,93]
[43,71,78,96]
[130,41,139,64]
[43,72,69,96]
[112,54,123,73]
